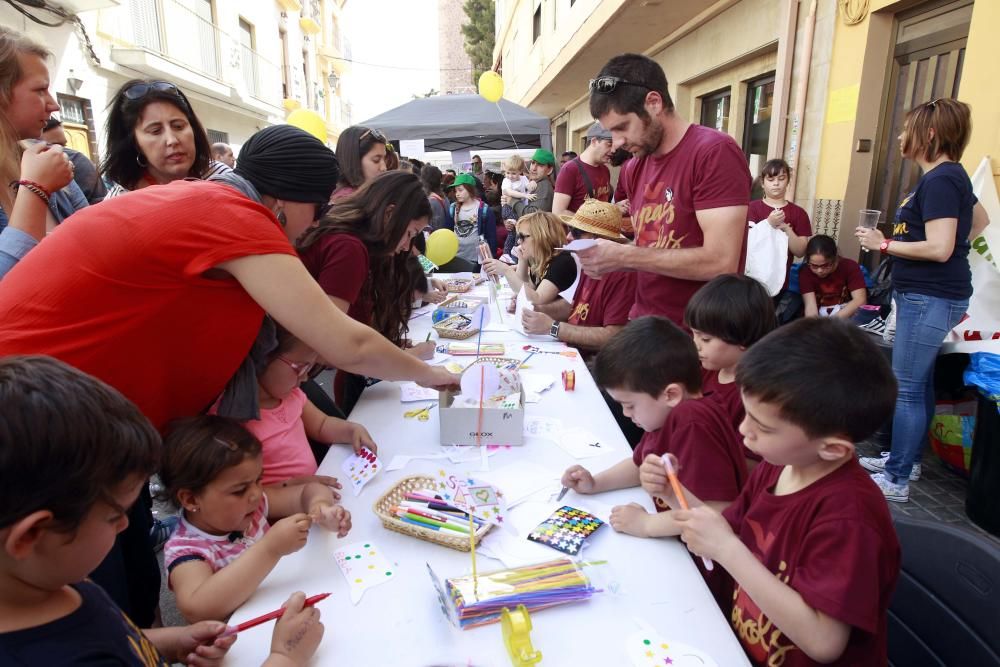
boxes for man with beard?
[576,53,750,327]
[553,122,614,216]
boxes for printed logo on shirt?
[569,301,590,323]
[892,222,908,236]
[731,558,798,666]
[122,609,168,666]
[632,181,689,250]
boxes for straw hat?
[558,199,627,242]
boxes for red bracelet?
[13,179,52,206]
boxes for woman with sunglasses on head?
[798,234,867,319]
[482,211,578,306]
[857,99,990,504]
[0,125,457,628]
[101,79,230,199]
[331,125,388,202]
[298,170,436,415]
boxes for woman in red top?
[331,125,388,201]
[298,170,435,415]
[0,124,455,626]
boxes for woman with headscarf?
[0,124,456,627]
[101,78,230,198]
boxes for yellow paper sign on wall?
[826,84,860,125]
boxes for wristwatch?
[549,321,561,339]
[879,239,892,255]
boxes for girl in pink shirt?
[244,330,377,487]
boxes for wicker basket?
[373,475,492,551]
[445,278,474,293]
[433,315,479,340]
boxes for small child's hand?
[263,513,311,557]
[609,502,651,537]
[561,465,596,494]
[278,475,342,500]
[310,503,352,537]
[638,454,673,499]
[526,180,537,193]
[674,505,738,563]
[269,592,324,667]
[174,620,235,667]
[349,423,377,455]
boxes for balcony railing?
[128,0,221,79]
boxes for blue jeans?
[885,290,968,484]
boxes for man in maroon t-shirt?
[578,54,750,327]
[553,122,613,215]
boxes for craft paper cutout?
[333,541,396,605]
[428,471,508,526]
[341,446,381,496]
[459,361,502,401]
[524,416,563,441]
[556,426,608,459]
[527,506,604,555]
[400,382,440,402]
[625,632,719,667]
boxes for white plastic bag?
[744,221,789,296]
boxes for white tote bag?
[744,221,789,296]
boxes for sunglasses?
[360,127,388,144]
[588,76,656,95]
[122,81,186,104]
[516,232,531,242]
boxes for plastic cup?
[859,209,881,253]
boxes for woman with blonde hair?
[0,27,76,278]
[483,211,578,305]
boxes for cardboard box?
[438,388,524,446]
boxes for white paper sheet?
[399,383,440,403]
[555,238,599,252]
[557,426,610,459]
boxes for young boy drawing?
[0,355,323,666]
[561,316,748,537]
[640,319,901,666]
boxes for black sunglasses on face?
[588,76,656,95]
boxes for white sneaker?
[859,451,921,481]
[870,472,909,503]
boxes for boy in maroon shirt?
[560,316,748,538]
[578,54,750,327]
[640,319,900,667]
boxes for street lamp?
[327,72,339,90]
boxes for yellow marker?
[501,605,542,667]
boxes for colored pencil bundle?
[445,558,600,629]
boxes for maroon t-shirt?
[798,257,866,308]
[721,460,900,667]
[621,124,751,326]
[747,199,812,290]
[701,368,759,462]
[567,271,636,328]
[298,233,372,404]
[555,158,612,212]
[631,397,748,507]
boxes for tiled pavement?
[856,439,1000,548]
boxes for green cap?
[445,172,477,189]
[530,149,555,166]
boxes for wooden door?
[870,0,973,219]
[63,123,91,158]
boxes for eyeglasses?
[516,232,531,242]
[277,355,314,377]
[122,80,185,103]
[360,127,388,144]
[588,76,655,95]
[808,260,835,271]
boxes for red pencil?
[220,593,330,637]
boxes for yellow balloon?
[426,229,459,266]
[478,71,504,103]
[286,109,328,143]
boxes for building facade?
[1,0,350,165]
[439,0,476,95]
[493,0,997,257]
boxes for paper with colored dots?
[527,506,604,555]
[625,632,718,667]
[333,541,396,605]
[341,446,381,496]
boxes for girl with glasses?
[482,211,578,307]
[102,78,230,198]
[799,234,867,319]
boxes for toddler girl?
[684,274,776,466]
[500,154,536,222]
[243,329,377,488]
[162,416,351,623]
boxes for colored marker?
[663,456,714,571]
[220,592,330,637]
